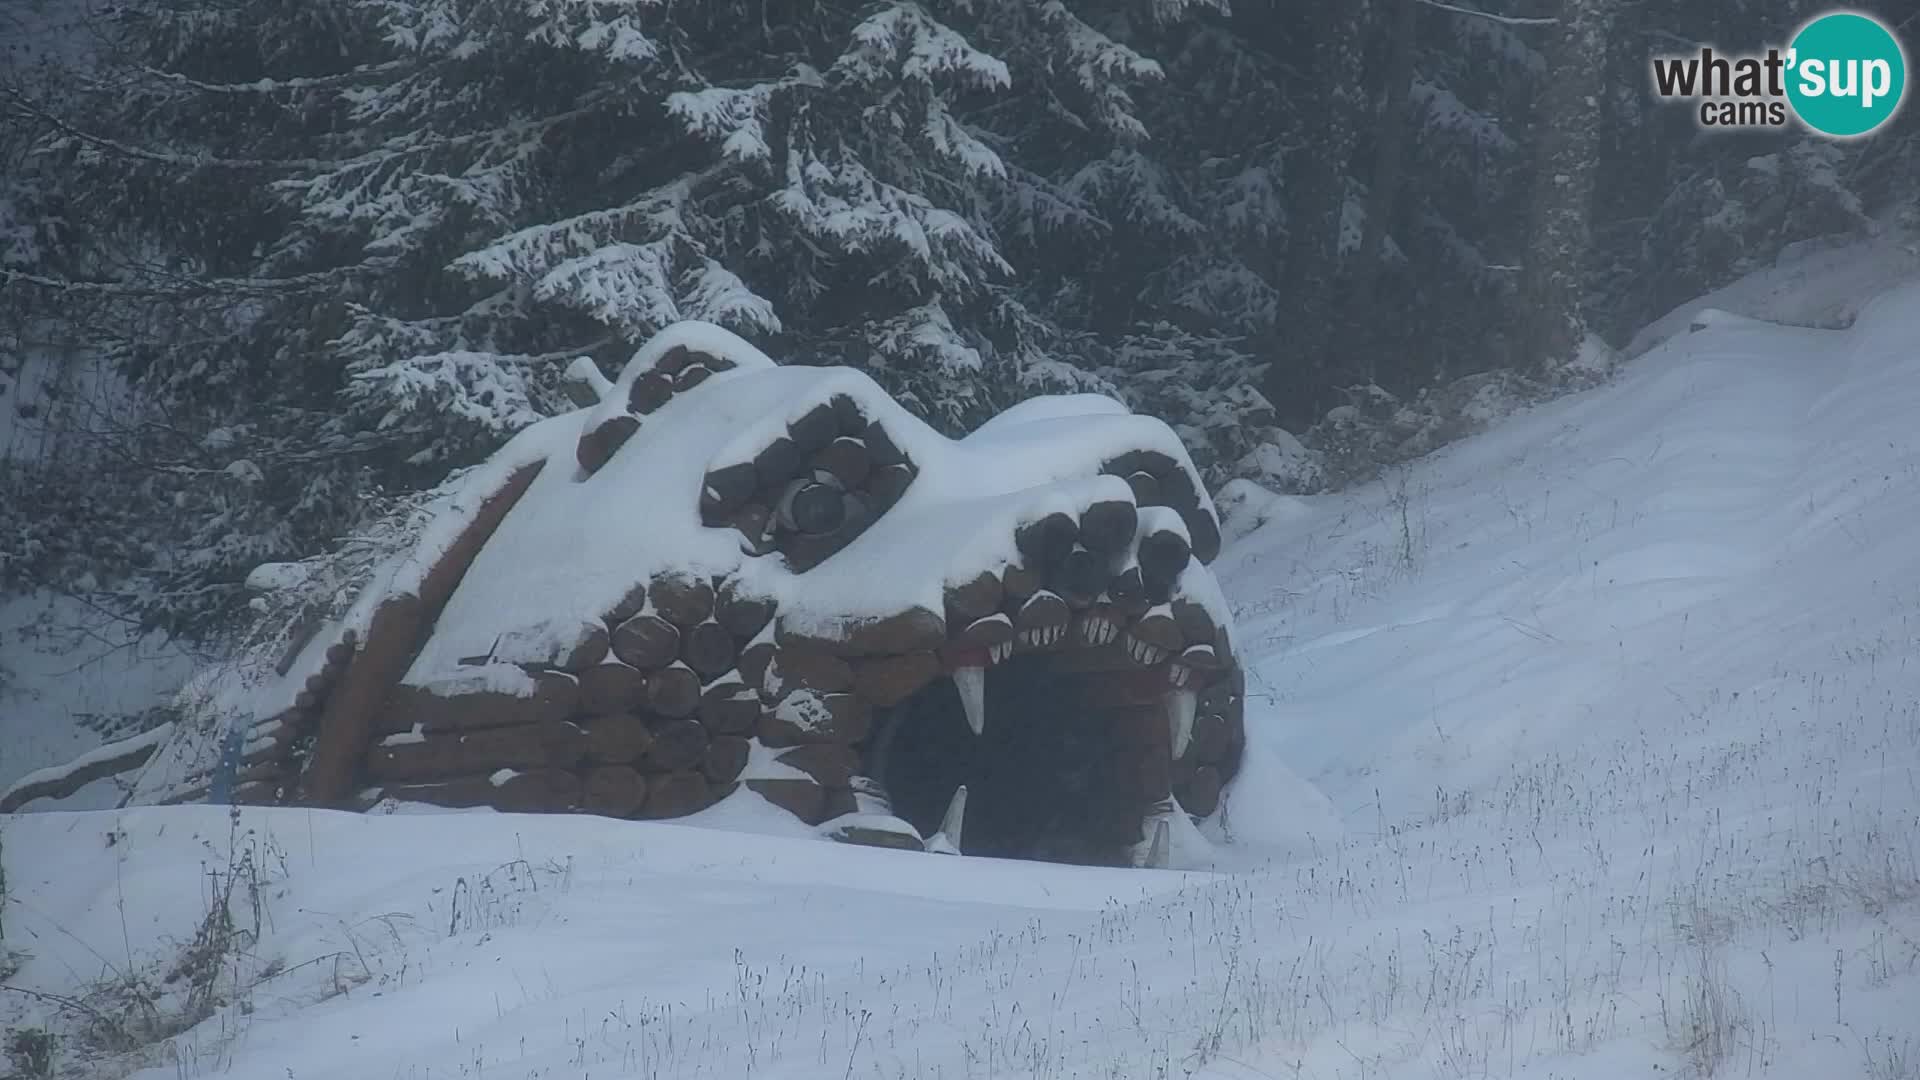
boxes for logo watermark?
[1651,10,1907,137]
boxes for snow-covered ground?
[5,263,1919,1078]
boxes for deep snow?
[5,264,1920,1078]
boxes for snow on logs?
[699,394,916,572]
[575,343,741,475]
[332,560,1242,841]
[220,323,1244,864]
[1097,448,1222,566]
[290,458,549,807]
[337,568,789,819]
[258,497,1239,848]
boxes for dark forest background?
[2,0,1916,641]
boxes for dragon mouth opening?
[870,649,1167,867]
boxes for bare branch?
[2,261,392,298]
[137,60,411,95]
[1414,0,1557,26]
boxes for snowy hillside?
[5,275,1919,1078]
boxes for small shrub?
[4,1026,56,1080]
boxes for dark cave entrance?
[871,653,1142,866]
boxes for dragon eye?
[776,477,847,536]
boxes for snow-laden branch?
[2,261,392,297]
[2,88,341,170]
[138,60,412,94]
[0,723,172,813]
[1414,0,1557,26]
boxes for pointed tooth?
[1169,663,1190,688]
[1145,818,1171,869]
[941,783,968,841]
[1145,644,1167,665]
[1167,688,1196,758]
[925,784,967,855]
[953,665,987,735]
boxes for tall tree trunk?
[1263,0,1367,430]
[1346,0,1420,387]
[1519,0,1616,370]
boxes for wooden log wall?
[319,549,1244,851]
[698,394,917,571]
[196,349,1242,861]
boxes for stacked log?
[158,701,316,807]
[158,619,364,807]
[1098,449,1222,566]
[350,569,788,819]
[298,460,547,805]
[699,395,919,571]
[262,403,1246,863]
[1178,663,1247,813]
[575,345,740,478]
[304,552,1245,859]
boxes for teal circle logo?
[1786,12,1907,137]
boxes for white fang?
[1167,688,1196,758]
[926,784,968,855]
[953,665,987,735]
[1144,817,1171,869]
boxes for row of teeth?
[1081,616,1120,646]
[937,615,1201,866]
[1124,635,1169,666]
[1016,624,1066,648]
